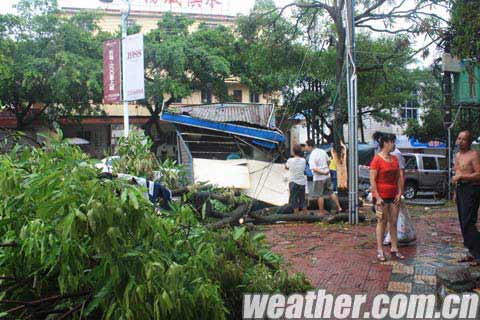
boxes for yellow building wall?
[180,90,202,105]
[69,10,235,35]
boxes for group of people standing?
[285,140,343,215]
[286,130,480,264]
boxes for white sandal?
[377,251,386,262]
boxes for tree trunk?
[320,114,324,144]
[306,115,311,140]
[332,143,347,190]
[333,18,347,191]
[359,108,365,143]
[207,203,249,229]
[249,212,326,223]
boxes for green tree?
[356,35,440,142]
[235,0,329,141]
[403,66,448,142]
[141,13,235,151]
[451,0,480,60]
[0,0,109,129]
[405,108,445,142]
[236,10,440,145]
[235,1,308,100]
[257,0,447,147]
[404,58,480,143]
[243,0,448,189]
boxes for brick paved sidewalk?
[263,205,469,308]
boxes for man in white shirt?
[285,144,307,214]
[305,140,343,215]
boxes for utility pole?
[443,33,453,200]
[100,0,131,138]
[121,0,132,137]
[345,0,359,224]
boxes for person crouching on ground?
[370,133,404,261]
[286,144,307,215]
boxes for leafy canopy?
[142,12,235,115]
[0,0,110,128]
[451,0,480,60]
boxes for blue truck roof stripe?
[161,112,285,144]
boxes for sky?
[0,0,448,67]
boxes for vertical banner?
[122,33,145,101]
[103,39,121,104]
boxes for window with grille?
[401,100,419,121]
[201,89,212,104]
[249,92,260,103]
[233,90,242,102]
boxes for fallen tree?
[0,138,312,319]
[180,189,365,228]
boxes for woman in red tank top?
[370,133,404,261]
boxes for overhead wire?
[249,38,348,217]
[250,44,312,205]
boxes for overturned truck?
[162,103,284,160]
[161,103,291,206]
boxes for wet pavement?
[263,205,474,308]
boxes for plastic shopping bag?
[384,200,416,245]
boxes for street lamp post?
[345,0,359,224]
[121,0,131,137]
[100,0,131,138]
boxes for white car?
[95,156,120,173]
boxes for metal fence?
[176,130,194,184]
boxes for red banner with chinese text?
[103,39,122,104]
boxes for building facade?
[359,99,424,143]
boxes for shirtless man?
[452,130,480,265]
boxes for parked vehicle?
[402,153,448,199]
[95,156,120,173]
[359,153,448,200]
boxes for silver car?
[359,153,448,199]
[402,153,448,199]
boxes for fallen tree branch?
[0,242,18,248]
[58,302,85,320]
[5,304,26,314]
[249,205,292,217]
[207,203,249,229]
[207,211,227,219]
[325,213,366,224]
[0,276,20,281]
[193,192,237,204]
[171,185,211,197]
[238,244,278,270]
[1,291,91,306]
[249,212,326,223]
